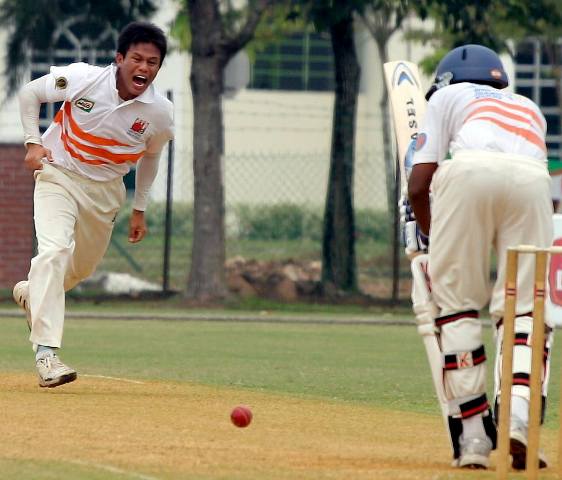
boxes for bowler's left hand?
[128,209,147,243]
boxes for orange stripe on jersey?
[464,105,542,133]
[59,130,107,165]
[62,102,130,147]
[469,98,545,132]
[467,116,546,152]
[65,133,145,164]
[54,101,145,165]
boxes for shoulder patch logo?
[75,98,95,112]
[415,132,427,151]
[55,77,68,89]
[130,118,149,135]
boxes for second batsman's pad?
[493,315,554,420]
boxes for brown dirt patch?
[0,373,558,479]
[225,258,413,304]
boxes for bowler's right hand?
[23,143,52,172]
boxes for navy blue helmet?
[426,44,509,100]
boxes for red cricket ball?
[230,405,253,428]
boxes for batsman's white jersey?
[413,82,547,166]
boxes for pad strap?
[459,393,489,419]
[495,312,532,329]
[444,345,486,370]
[435,310,478,328]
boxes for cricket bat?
[384,61,458,460]
[383,61,426,193]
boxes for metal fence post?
[163,90,174,292]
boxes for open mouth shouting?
[133,75,148,87]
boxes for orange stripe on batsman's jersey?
[468,98,545,131]
[465,116,546,152]
[464,105,542,134]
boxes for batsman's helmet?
[425,44,508,100]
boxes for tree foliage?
[413,0,562,74]
[171,1,303,62]
[418,0,559,48]
[0,0,157,92]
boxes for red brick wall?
[0,144,33,289]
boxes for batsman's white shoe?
[510,417,548,470]
[12,280,32,331]
[36,351,77,388]
[458,436,492,469]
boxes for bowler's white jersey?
[42,62,173,182]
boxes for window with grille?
[514,39,562,159]
[30,16,117,131]
[29,18,138,190]
[249,32,334,92]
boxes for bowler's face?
[116,42,161,100]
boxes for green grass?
[0,459,131,480]
[3,314,562,480]
[2,318,432,408]
[2,315,560,430]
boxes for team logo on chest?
[128,117,150,136]
[75,98,95,112]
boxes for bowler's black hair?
[117,21,167,65]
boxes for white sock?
[511,396,529,424]
[36,345,56,360]
[462,413,486,439]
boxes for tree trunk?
[187,0,228,300]
[375,38,396,211]
[321,13,360,294]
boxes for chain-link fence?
[86,88,412,303]
[91,150,411,303]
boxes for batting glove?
[403,220,429,255]
[399,195,416,224]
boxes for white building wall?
[0,4,468,213]
[0,28,24,143]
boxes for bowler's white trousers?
[28,163,126,348]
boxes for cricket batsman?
[405,44,553,469]
[13,22,174,388]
